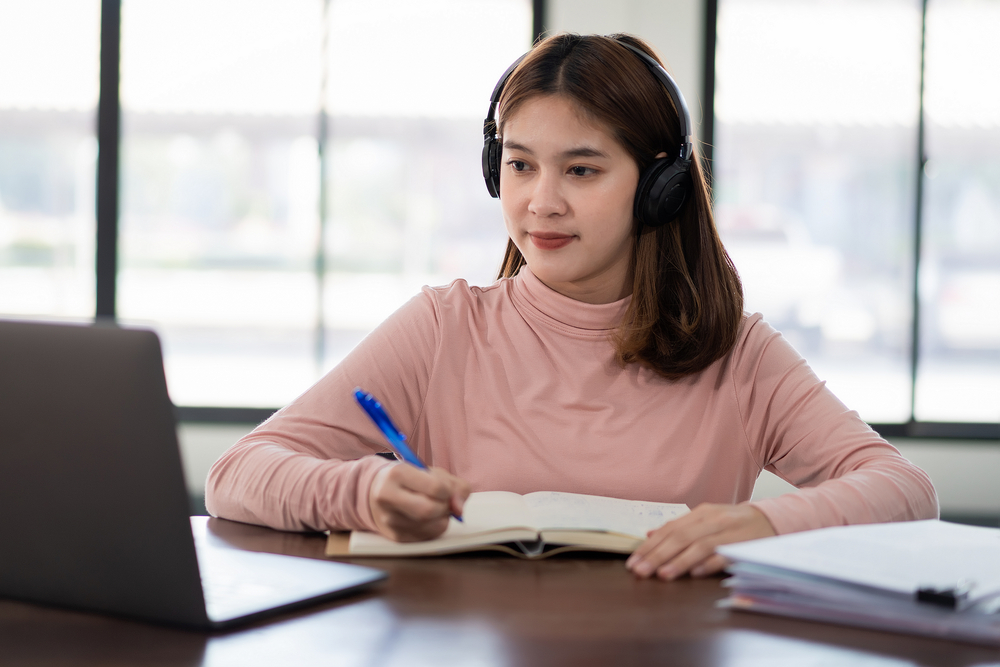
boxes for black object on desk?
[0,319,385,629]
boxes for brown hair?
[494,33,743,380]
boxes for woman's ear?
[654,151,668,159]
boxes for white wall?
[177,423,254,496]
[751,440,1000,517]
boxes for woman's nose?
[527,171,567,217]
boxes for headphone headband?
[615,42,693,164]
[483,54,526,142]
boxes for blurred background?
[714,0,1000,425]
[0,0,526,406]
[1,0,997,519]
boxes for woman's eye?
[508,160,528,172]
[570,166,595,177]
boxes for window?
[109,0,530,408]
[5,0,994,434]
[713,0,999,429]
[918,0,1000,422]
[118,0,325,407]
[0,0,100,320]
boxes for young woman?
[206,33,937,581]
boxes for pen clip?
[356,390,404,441]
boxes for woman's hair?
[494,33,744,380]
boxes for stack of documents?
[716,520,1000,645]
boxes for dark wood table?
[1,517,997,667]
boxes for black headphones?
[482,39,694,229]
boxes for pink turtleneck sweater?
[205,267,938,535]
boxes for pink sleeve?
[205,290,441,532]
[735,317,939,534]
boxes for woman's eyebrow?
[502,140,533,154]
[561,146,608,159]
[502,141,609,159]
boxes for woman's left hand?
[625,503,776,580]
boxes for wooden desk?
[0,518,996,667]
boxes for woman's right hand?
[368,463,471,542]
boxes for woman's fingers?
[625,503,775,580]
[377,509,451,542]
[369,463,471,542]
[689,553,730,578]
[439,468,472,518]
[395,465,471,511]
[627,507,711,575]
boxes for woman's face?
[499,94,639,304]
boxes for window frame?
[703,0,997,441]
[90,0,996,438]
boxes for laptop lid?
[0,319,384,628]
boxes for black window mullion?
[701,0,718,190]
[908,0,929,424]
[533,0,546,43]
[95,0,121,321]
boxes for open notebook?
[328,490,689,558]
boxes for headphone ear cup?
[482,137,502,198]
[634,158,693,227]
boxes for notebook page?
[523,491,688,538]
[347,491,537,555]
[442,491,536,536]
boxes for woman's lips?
[530,233,574,250]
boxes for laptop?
[0,319,386,629]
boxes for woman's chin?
[528,265,586,294]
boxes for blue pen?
[354,388,463,521]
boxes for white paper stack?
[716,520,1000,645]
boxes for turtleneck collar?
[510,265,631,334]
